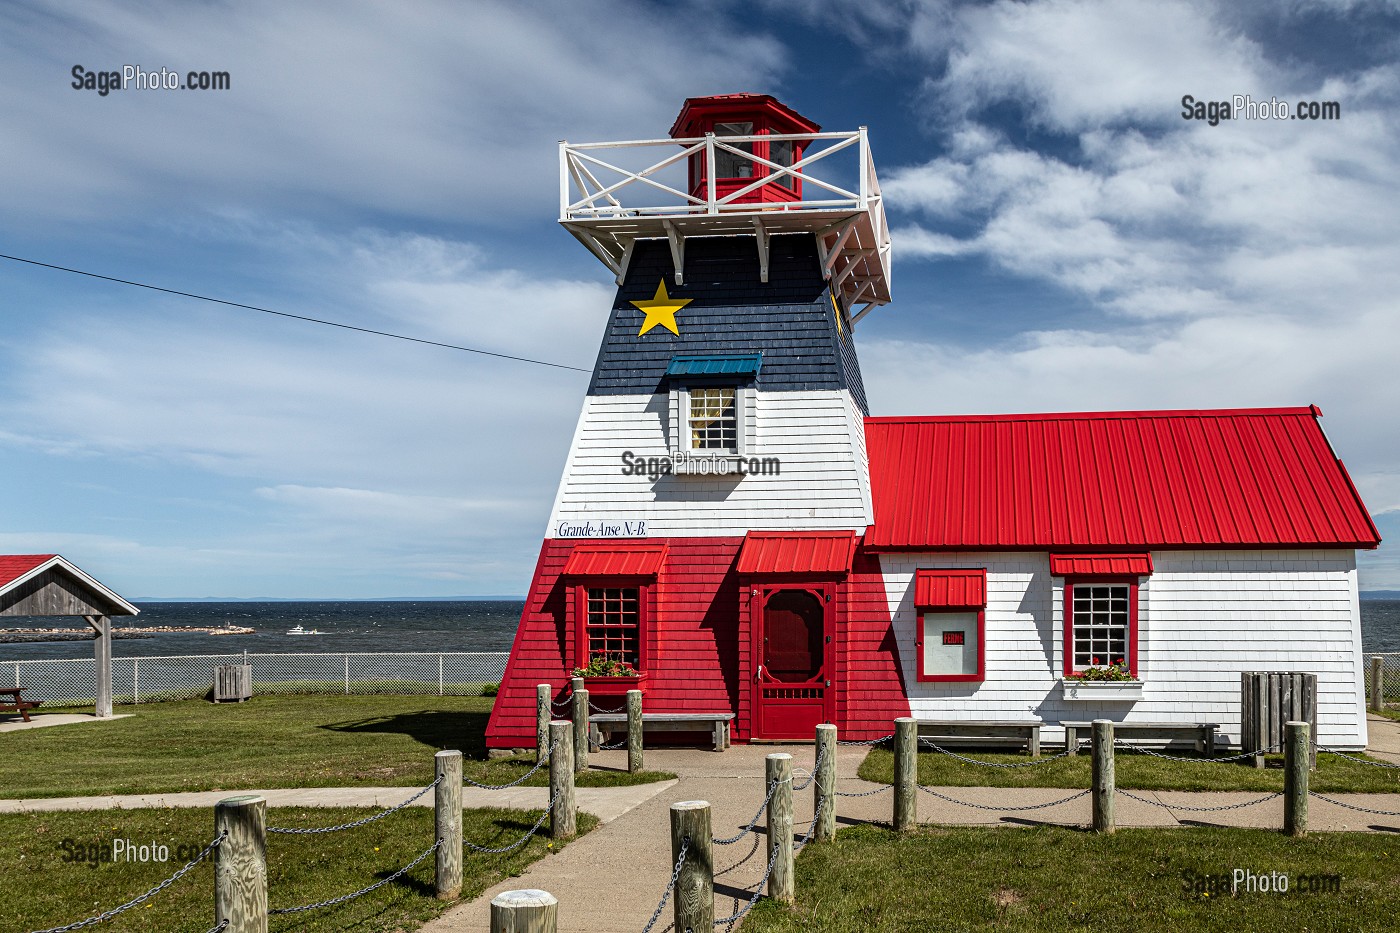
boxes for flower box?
[1061,679,1143,702]
[581,672,647,699]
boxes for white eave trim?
[0,555,140,616]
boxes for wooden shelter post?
[87,614,112,718]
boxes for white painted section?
[878,550,1367,749]
[546,389,873,536]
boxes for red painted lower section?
[484,536,910,749]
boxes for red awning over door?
[736,531,857,575]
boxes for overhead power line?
[0,252,590,373]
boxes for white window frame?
[669,383,749,466]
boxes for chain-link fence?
[1365,653,1400,709]
[4,652,508,707]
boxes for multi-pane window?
[770,138,795,190]
[714,122,754,178]
[689,387,738,452]
[586,586,640,666]
[1070,583,1130,670]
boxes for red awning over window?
[914,568,987,609]
[736,531,857,575]
[1048,553,1153,577]
[563,543,668,577]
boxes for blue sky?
[1,0,1397,598]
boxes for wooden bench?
[0,686,42,723]
[590,712,736,752]
[915,719,1043,756]
[1062,720,1219,756]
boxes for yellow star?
[631,280,691,336]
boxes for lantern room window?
[714,122,754,179]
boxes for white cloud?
[0,1,789,229]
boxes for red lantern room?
[669,93,821,205]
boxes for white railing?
[5,652,508,707]
[560,129,875,220]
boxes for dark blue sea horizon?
[5,598,1400,661]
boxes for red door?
[753,586,831,739]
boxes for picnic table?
[0,686,42,722]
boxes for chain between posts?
[463,795,556,854]
[714,794,826,931]
[641,835,690,933]
[918,738,1082,767]
[713,775,788,845]
[1319,747,1400,769]
[917,785,1091,812]
[464,739,559,789]
[269,838,441,915]
[1113,740,1283,763]
[836,782,894,797]
[837,733,893,746]
[24,831,226,933]
[1118,789,1283,813]
[1309,791,1400,816]
[791,743,826,791]
[267,777,440,834]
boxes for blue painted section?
[665,354,763,378]
[586,235,869,414]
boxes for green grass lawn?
[857,746,1400,793]
[743,823,1400,932]
[1,805,596,933]
[3,695,672,799]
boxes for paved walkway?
[0,712,131,733]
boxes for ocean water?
[0,600,524,661]
[4,599,1400,660]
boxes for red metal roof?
[736,531,857,575]
[0,554,57,588]
[562,543,668,577]
[914,569,986,608]
[1048,553,1153,577]
[865,407,1381,550]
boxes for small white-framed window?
[688,386,738,453]
[670,384,748,458]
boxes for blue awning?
[665,354,763,378]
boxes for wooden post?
[1092,719,1115,834]
[627,688,644,773]
[1285,720,1310,837]
[490,889,558,932]
[548,720,576,840]
[536,684,550,764]
[1372,656,1384,713]
[571,681,588,772]
[671,800,713,932]
[88,614,112,718]
[894,717,917,832]
[214,795,267,933]
[766,753,794,904]
[815,723,836,842]
[435,750,462,900]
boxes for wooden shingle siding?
[546,390,873,536]
[877,549,1366,749]
[486,538,746,749]
[588,237,862,399]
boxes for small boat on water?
[285,625,323,635]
